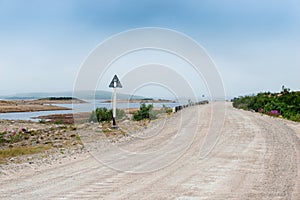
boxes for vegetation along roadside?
[232,86,300,122]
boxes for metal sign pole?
[112,81,117,127]
[109,75,122,129]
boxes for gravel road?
[1,102,299,199]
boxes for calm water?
[0,101,179,121]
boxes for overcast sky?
[0,0,299,98]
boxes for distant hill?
[0,90,144,100]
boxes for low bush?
[89,107,126,123]
[96,107,112,122]
[39,119,47,124]
[232,87,300,122]
[133,103,157,121]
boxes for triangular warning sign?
[109,75,122,88]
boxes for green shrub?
[232,88,300,122]
[39,119,46,124]
[89,107,126,123]
[289,113,300,122]
[95,107,112,122]
[133,103,157,121]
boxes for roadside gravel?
[0,102,299,199]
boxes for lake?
[0,101,179,121]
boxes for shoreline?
[0,99,84,113]
[101,99,175,103]
[0,104,71,113]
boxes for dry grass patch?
[0,145,51,164]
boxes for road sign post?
[109,75,122,128]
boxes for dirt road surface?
[1,102,299,199]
